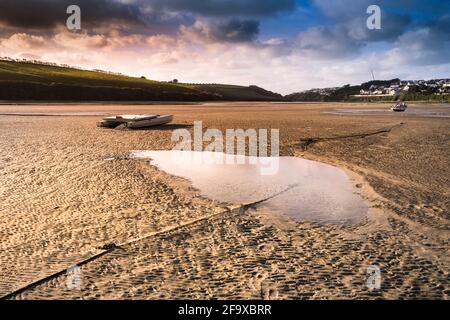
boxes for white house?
[360,89,370,95]
[388,89,398,95]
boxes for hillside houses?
[287,78,450,102]
[358,79,450,96]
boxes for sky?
[0,0,449,94]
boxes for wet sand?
[324,104,450,118]
[0,102,448,299]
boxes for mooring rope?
[1,184,297,300]
[299,123,404,150]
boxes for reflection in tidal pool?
[131,151,368,225]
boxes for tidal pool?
[131,151,368,225]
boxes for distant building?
[388,89,398,95]
[360,89,370,95]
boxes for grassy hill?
[0,60,282,101]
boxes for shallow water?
[131,151,368,225]
[323,105,450,118]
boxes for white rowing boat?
[127,115,173,128]
[97,114,173,129]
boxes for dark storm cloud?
[429,15,450,41]
[142,0,296,17]
[184,19,260,43]
[312,0,450,19]
[213,19,259,42]
[0,0,295,30]
[293,0,450,66]
[294,12,412,59]
[295,25,362,59]
[307,1,413,45]
[0,0,294,42]
[0,0,143,29]
[348,13,411,42]
[395,14,450,66]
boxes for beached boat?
[97,114,173,129]
[127,115,173,128]
[391,102,408,112]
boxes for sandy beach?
[0,102,448,299]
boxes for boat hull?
[391,102,407,112]
[97,120,119,128]
[126,115,173,128]
[97,114,173,129]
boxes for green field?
[0,60,282,101]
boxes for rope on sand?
[1,184,297,300]
[299,122,404,150]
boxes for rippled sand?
[0,102,448,299]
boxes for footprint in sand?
[257,243,275,252]
[248,270,268,291]
[248,270,279,299]
[261,283,279,300]
[247,269,280,299]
